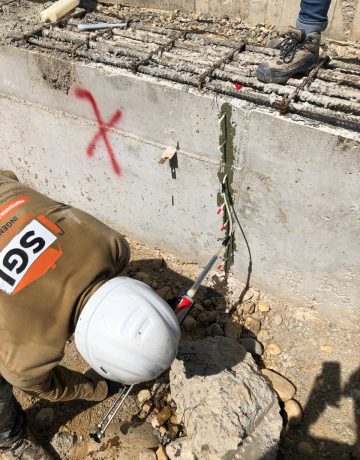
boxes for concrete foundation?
[0,6,359,328]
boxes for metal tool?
[77,22,127,31]
[90,384,133,442]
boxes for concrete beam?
[1,45,359,328]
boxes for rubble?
[167,337,282,459]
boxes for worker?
[256,0,331,83]
[0,170,180,460]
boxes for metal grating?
[7,7,360,132]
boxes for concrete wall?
[1,45,359,328]
[104,0,360,41]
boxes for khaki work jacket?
[0,171,130,402]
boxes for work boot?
[0,431,53,460]
[256,27,321,84]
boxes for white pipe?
[41,0,80,23]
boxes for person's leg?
[0,376,53,460]
[0,377,24,448]
[296,0,332,34]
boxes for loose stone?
[183,316,197,332]
[284,399,303,426]
[257,300,270,313]
[154,406,172,427]
[243,302,255,314]
[138,389,151,404]
[245,316,261,332]
[156,445,169,460]
[156,287,171,299]
[261,369,296,401]
[266,341,282,356]
[207,323,224,337]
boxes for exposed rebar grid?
[7,2,360,132]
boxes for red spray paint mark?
[74,87,122,175]
[233,83,243,91]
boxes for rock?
[109,422,159,449]
[138,389,151,404]
[272,314,283,326]
[150,259,164,270]
[245,316,261,332]
[51,432,77,456]
[156,287,171,300]
[156,446,168,460]
[284,399,303,426]
[197,311,209,325]
[224,323,238,340]
[257,300,270,313]
[241,290,255,303]
[207,311,218,322]
[143,403,152,414]
[297,441,314,455]
[35,408,54,427]
[206,323,224,337]
[139,448,157,460]
[166,337,282,460]
[151,281,159,290]
[153,406,172,427]
[182,316,197,332]
[240,338,264,356]
[170,414,180,425]
[261,369,296,401]
[135,271,152,284]
[243,302,255,314]
[266,341,282,356]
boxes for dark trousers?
[297,0,332,33]
[0,377,23,447]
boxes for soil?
[13,237,360,460]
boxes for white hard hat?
[75,277,180,385]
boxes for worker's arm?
[0,170,19,181]
[114,235,131,274]
[11,366,108,402]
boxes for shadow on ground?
[269,362,360,460]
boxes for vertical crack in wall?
[218,102,236,275]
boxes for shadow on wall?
[263,362,360,460]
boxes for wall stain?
[36,54,74,94]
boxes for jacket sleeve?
[0,170,19,182]
[17,366,108,402]
[114,234,131,275]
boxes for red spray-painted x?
[74,87,122,175]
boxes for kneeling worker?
[0,170,180,460]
